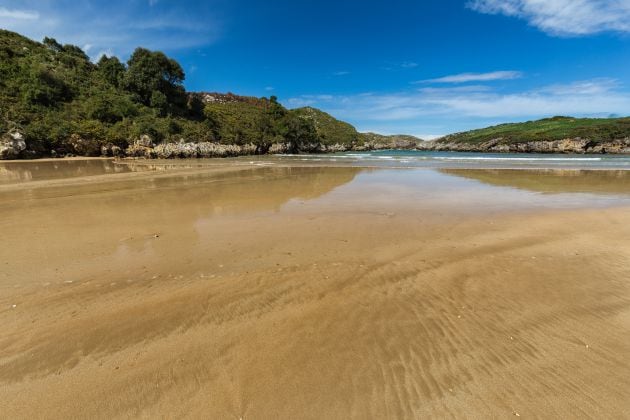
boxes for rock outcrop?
[357,133,423,151]
[126,135,157,158]
[124,138,258,159]
[100,143,124,157]
[68,134,101,156]
[0,129,27,159]
[418,137,630,154]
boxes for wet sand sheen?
[1,161,629,418]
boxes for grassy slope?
[290,107,359,146]
[439,116,630,145]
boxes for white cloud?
[418,71,523,84]
[288,78,630,135]
[333,71,350,76]
[0,1,221,60]
[0,7,39,20]
[468,0,630,36]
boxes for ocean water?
[272,150,630,170]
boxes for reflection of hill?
[440,169,630,196]
[135,166,363,215]
[0,159,142,185]
[2,165,363,219]
[1,165,363,284]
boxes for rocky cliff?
[417,137,630,154]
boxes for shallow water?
[263,150,630,170]
[2,160,630,286]
[0,158,150,185]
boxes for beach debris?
[513,411,521,417]
[11,304,17,309]
[153,234,160,238]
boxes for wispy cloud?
[333,71,350,76]
[400,61,418,69]
[382,61,420,71]
[468,0,630,36]
[289,78,630,136]
[418,70,523,84]
[0,7,39,20]
[0,0,221,59]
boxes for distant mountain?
[421,116,630,153]
[358,132,423,150]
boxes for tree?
[282,114,317,153]
[42,37,63,53]
[96,55,125,87]
[84,91,137,123]
[22,64,71,106]
[122,48,186,115]
[150,90,168,116]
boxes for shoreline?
[3,138,630,162]
[2,148,630,164]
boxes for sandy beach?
[1,158,630,418]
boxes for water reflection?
[0,159,147,185]
[440,169,630,196]
[0,165,364,286]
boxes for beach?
[1,156,630,418]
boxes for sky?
[1,0,630,138]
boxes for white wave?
[433,157,603,161]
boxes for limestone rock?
[0,129,27,159]
[135,134,154,148]
[101,143,123,157]
[269,143,289,154]
[69,134,101,156]
[417,137,630,154]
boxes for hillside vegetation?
[291,107,360,146]
[0,29,372,158]
[438,116,630,145]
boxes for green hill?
[438,116,630,145]
[0,29,369,158]
[290,107,360,146]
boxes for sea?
[273,150,630,170]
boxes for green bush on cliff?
[0,29,352,158]
[440,116,630,145]
[291,107,359,146]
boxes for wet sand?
[1,160,630,418]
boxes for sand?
[1,160,629,418]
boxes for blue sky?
[1,0,630,138]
